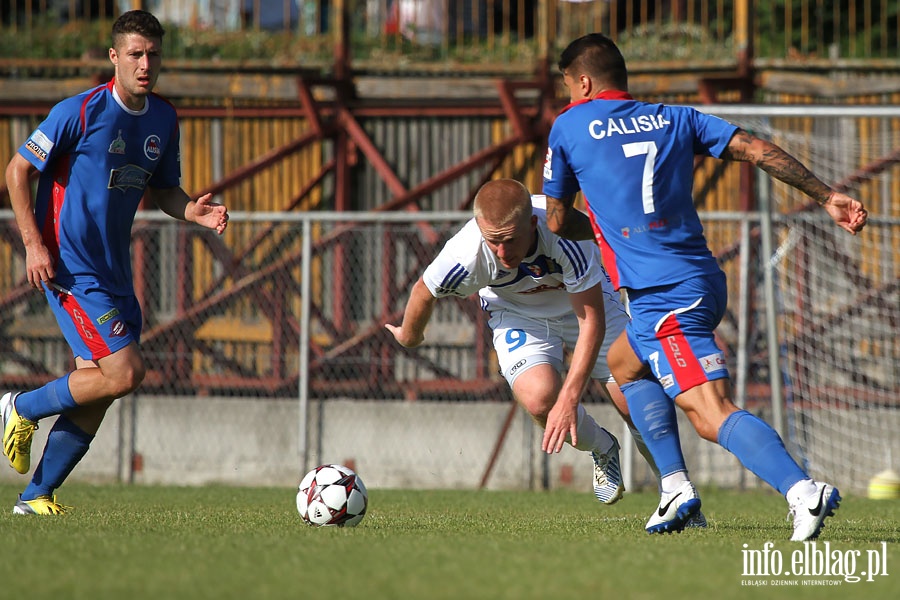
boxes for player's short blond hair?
[473,179,532,227]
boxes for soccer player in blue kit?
[1,10,229,514]
[541,33,868,540]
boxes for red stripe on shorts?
[656,312,708,392]
[58,292,111,360]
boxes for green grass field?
[0,483,896,599]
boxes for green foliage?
[1,3,898,64]
[0,17,110,59]
[0,483,896,600]
[716,0,900,59]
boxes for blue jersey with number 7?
[542,92,739,291]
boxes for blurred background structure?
[0,1,898,495]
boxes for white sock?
[660,470,690,494]
[786,478,818,505]
[568,405,615,452]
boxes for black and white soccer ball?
[296,464,368,527]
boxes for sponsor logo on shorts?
[25,129,54,162]
[509,359,527,376]
[109,319,128,337]
[700,352,727,373]
[97,308,121,325]
[144,134,161,160]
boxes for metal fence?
[2,1,898,66]
[1,104,898,495]
[0,202,896,493]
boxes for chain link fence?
[1,203,895,494]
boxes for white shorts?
[488,302,629,388]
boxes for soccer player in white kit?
[386,179,704,518]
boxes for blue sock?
[718,410,807,495]
[16,373,79,422]
[21,416,93,501]
[621,376,686,476]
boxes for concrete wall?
[2,395,894,495]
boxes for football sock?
[15,373,79,422]
[620,376,686,476]
[21,416,93,501]
[718,409,807,495]
[570,404,615,452]
[628,425,661,490]
[660,471,690,493]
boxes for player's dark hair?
[112,10,165,47]
[558,33,628,90]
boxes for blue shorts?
[44,281,142,361]
[624,272,729,397]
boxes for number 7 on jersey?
[622,141,658,214]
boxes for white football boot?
[645,481,701,534]
[591,433,624,505]
[788,481,841,541]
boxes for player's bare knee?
[693,421,720,443]
[517,396,551,422]
[678,406,714,442]
[110,362,146,396]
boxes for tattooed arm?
[544,194,596,241]
[722,129,868,235]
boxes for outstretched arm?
[722,129,868,235]
[542,283,606,453]
[384,277,438,348]
[148,187,230,235]
[544,194,596,241]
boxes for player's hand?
[542,401,578,454]
[24,242,55,290]
[192,193,229,235]
[384,323,424,348]
[824,192,868,235]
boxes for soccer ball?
[296,464,368,527]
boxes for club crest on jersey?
[108,130,126,154]
[108,164,151,191]
[144,135,161,160]
[522,255,562,278]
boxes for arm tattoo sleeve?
[724,131,832,205]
